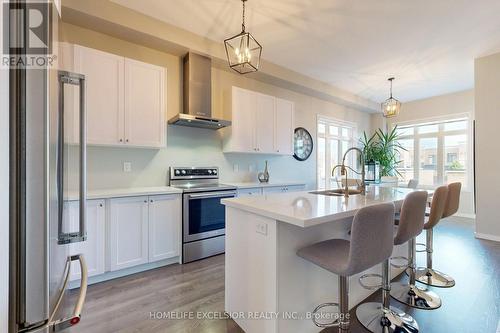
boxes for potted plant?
[360,126,406,182]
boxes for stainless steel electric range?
[169,167,237,263]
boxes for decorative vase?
[258,160,270,183]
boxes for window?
[395,117,471,189]
[317,116,356,189]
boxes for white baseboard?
[475,232,500,242]
[69,256,180,289]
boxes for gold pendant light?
[382,77,401,118]
[224,0,262,74]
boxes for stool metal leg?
[391,238,442,310]
[339,275,350,332]
[415,229,455,288]
[356,260,419,333]
[311,275,350,329]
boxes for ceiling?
[111,0,500,103]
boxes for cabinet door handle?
[150,200,153,203]
[99,203,103,207]
[144,200,147,203]
[126,139,129,143]
[119,139,123,143]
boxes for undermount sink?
[310,188,363,196]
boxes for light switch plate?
[256,222,268,235]
[123,162,132,172]
[233,164,239,172]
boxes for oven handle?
[187,191,237,200]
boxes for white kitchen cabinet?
[255,93,276,153]
[67,199,106,281]
[124,59,165,148]
[148,194,181,262]
[262,184,306,194]
[224,86,294,155]
[228,86,256,152]
[74,45,124,146]
[237,187,263,197]
[275,98,294,155]
[109,196,149,271]
[72,45,166,148]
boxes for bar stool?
[415,183,459,288]
[356,191,430,333]
[297,203,395,332]
[390,191,442,310]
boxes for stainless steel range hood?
[168,53,231,130]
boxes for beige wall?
[475,52,500,241]
[371,90,475,216]
[61,23,371,191]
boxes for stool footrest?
[390,256,409,269]
[415,242,428,253]
[358,273,383,290]
[312,302,340,328]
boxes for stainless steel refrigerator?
[9,1,89,332]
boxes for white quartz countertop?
[222,186,431,228]
[65,186,182,201]
[221,181,306,189]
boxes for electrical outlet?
[123,162,132,172]
[256,222,268,235]
[233,164,239,172]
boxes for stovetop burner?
[169,167,236,193]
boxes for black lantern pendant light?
[224,0,262,74]
[382,77,402,118]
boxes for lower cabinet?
[109,194,181,271]
[68,199,106,281]
[148,195,181,262]
[65,193,181,283]
[109,196,149,271]
[262,184,306,194]
[237,187,263,197]
[238,184,306,197]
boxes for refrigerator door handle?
[50,254,88,332]
[21,254,88,333]
[57,71,87,244]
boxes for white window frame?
[316,115,357,190]
[392,113,473,191]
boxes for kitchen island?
[221,186,425,333]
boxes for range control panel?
[170,167,219,180]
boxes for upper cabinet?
[124,59,165,147]
[223,87,294,155]
[70,45,166,148]
[75,45,124,146]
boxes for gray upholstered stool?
[390,191,442,310]
[414,183,459,288]
[297,203,395,332]
[356,192,431,333]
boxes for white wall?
[1,1,10,330]
[474,52,500,241]
[371,89,475,216]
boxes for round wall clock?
[293,127,313,161]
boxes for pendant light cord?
[388,77,394,98]
[241,0,246,32]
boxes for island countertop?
[222,186,430,228]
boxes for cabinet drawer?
[238,188,263,197]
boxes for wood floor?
[69,217,500,333]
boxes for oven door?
[183,191,236,243]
